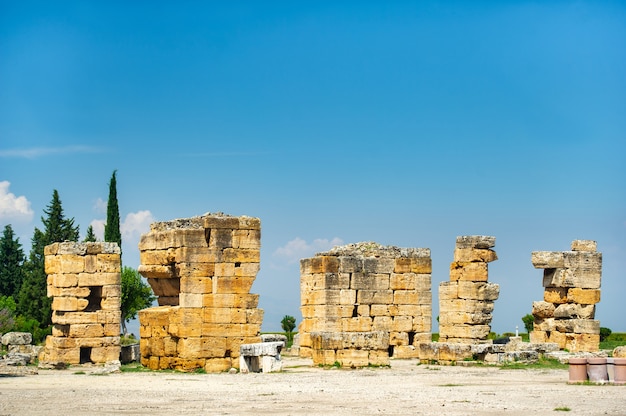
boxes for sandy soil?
[0,356,624,416]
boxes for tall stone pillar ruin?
[137,213,264,372]
[40,242,121,366]
[438,236,500,343]
[299,242,432,367]
[530,240,601,352]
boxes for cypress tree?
[0,224,26,298]
[104,170,122,257]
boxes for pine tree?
[17,190,79,328]
[41,189,80,243]
[0,224,26,298]
[104,170,122,257]
[17,228,49,326]
[83,225,97,242]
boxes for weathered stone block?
[138,264,174,279]
[567,288,601,304]
[231,229,261,249]
[440,299,495,314]
[357,290,393,305]
[439,324,491,340]
[455,235,496,249]
[544,287,568,304]
[449,261,489,282]
[372,316,392,331]
[565,333,599,352]
[554,303,596,319]
[393,257,432,274]
[350,273,390,290]
[532,251,565,268]
[393,290,419,304]
[342,317,373,332]
[571,240,597,252]
[213,276,255,294]
[336,349,370,368]
[457,281,499,301]
[542,268,601,289]
[532,301,555,319]
[453,248,497,263]
[555,319,599,334]
[140,249,176,266]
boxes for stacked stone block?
[137,213,264,372]
[530,240,601,352]
[438,236,500,343]
[299,242,432,367]
[40,242,121,365]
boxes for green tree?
[0,295,17,333]
[600,327,612,342]
[0,224,26,298]
[83,224,97,242]
[120,266,155,336]
[281,315,296,345]
[522,313,534,334]
[104,170,121,257]
[17,190,79,328]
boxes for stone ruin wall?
[438,236,500,343]
[40,242,121,365]
[137,213,263,372]
[530,240,602,352]
[299,242,432,367]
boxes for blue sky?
[1,1,624,334]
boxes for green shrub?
[600,327,612,342]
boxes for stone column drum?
[438,236,500,343]
[40,242,121,366]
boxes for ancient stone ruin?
[438,236,500,343]
[137,213,263,372]
[420,236,500,363]
[298,242,432,367]
[530,240,602,352]
[40,242,121,366]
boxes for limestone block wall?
[438,236,499,343]
[137,213,263,372]
[530,240,601,352]
[299,242,432,367]
[40,242,121,365]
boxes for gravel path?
[1,357,624,415]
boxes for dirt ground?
[0,356,624,416]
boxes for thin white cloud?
[90,219,105,240]
[93,198,107,215]
[121,210,154,240]
[0,145,107,159]
[179,151,273,157]
[89,210,154,243]
[273,236,344,265]
[0,181,34,225]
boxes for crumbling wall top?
[316,241,430,258]
[44,241,120,256]
[149,212,261,232]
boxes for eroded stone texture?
[40,242,121,366]
[530,240,602,352]
[438,236,499,344]
[138,213,263,372]
[299,242,432,367]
